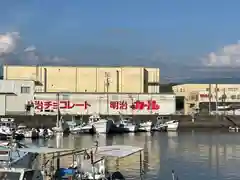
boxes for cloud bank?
[203,41,240,67]
[0,32,68,65]
[0,32,20,56]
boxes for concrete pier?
[1,114,240,129]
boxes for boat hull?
[124,125,137,132]
[71,125,94,134]
[139,122,152,132]
[167,122,179,131]
[93,120,113,134]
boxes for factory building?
[0,80,35,115]
[172,83,240,115]
[3,65,160,93]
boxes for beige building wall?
[145,67,160,93]
[3,65,160,93]
[77,67,97,92]
[121,67,145,93]
[172,83,240,114]
[4,65,40,81]
[145,68,160,82]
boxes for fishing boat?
[90,114,114,134]
[152,116,168,131]
[165,120,179,131]
[71,123,94,134]
[16,124,39,139]
[1,142,144,180]
[69,116,94,134]
[0,118,24,140]
[139,121,153,132]
[0,146,77,180]
[117,113,138,132]
[152,116,179,132]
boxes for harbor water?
[22,131,240,180]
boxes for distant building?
[172,83,240,114]
[3,65,160,93]
[0,80,35,115]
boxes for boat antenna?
[94,140,99,154]
[172,170,175,180]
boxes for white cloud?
[24,45,36,52]
[0,32,20,56]
[203,41,240,67]
[0,31,68,65]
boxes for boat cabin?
[0,118,16,131]
[89,114,101,123]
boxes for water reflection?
[21,131,240,180]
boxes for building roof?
[178,78,240,84]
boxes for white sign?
[33,93,176,115]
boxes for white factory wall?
[34,93,176,115]
[0,80,35,115]
[198,90,240,102]
[0,95,6,115]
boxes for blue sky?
[1,0,240,79]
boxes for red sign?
[109,100,160,111]
[200,94,212,98]
[110,101,128,110]
[33,100,91,110]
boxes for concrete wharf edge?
[0,114,239,129]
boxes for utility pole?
[129,95,134,116]
[105,72,110,115]
[222,88,226,115]
[208,84,212,115]
[56,92,60,128]
[99,96,103,115]
[215,84,218,116]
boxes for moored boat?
[139,121,152,132]
[90,114,113,134]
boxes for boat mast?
[56,92,60,128]
[105,72,110,115]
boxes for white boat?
[0,118,24,140]
[90,114,113,134]
[121,119,138,132]
[152,123,167,131]
[118,113,138,132]
[38,128,54,138]
[139,121,152,132]
[165,120,179,131]
[229,126,240,132]
[16,125,39,139]
[71,123,93,134]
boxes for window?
[180,88,185,92]
[21,86,30,94]
[228,88,238,91]
[231,95,236,100]
[237,95,240,99]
